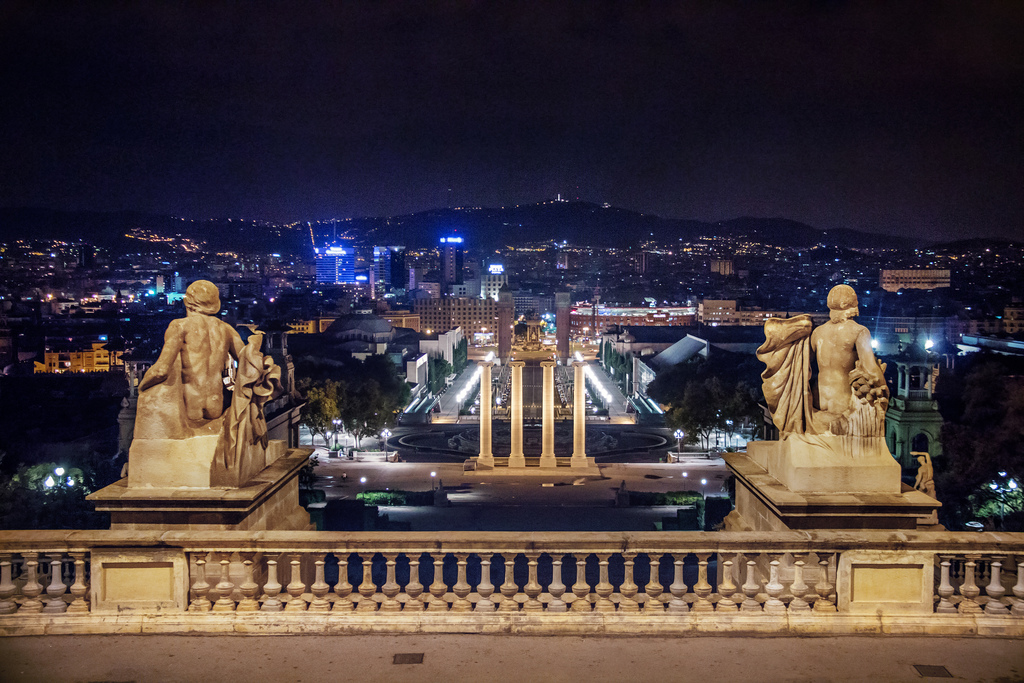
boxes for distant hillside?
[0,207,308,254]
[1,202,922,253]
[336,202,916,250]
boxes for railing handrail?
[2,529,1023,554]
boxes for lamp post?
[381,428,393,463]
[674,429,684,456]
[332,418,342,450]
[725,419,733,448]
[989,471,1019,525]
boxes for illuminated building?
[879,269,951,292]
[314,246,356,284]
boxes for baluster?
[331,555,353,612]
[0,555,17,614]
[763,554,786,613]
[261,556,284,612]
[42,555,68,613]
[380,553,402,613]
[644,553,664,614]
[813,554,836,612]
[789,554,810,611]
[983,556,1008,615]
[958,555,981,614]
[523,553,543,612]
[452,553,473,612]
[593,553,615,612]
[188,555,212,612]
[475,555,496,612]
[309,558,331,612]
[285,554,308,611]
[425,553,448,612]
[20,552,43,613]
[667,554,689,613]
[570,554,590,612]
[236,554,260,612]
[499,554,519,612]
[1011,557,1024,617]
[547,554,567,612]
[67,552,89,614]
[357,553,378,613]
[936,555,957,613]
[740,559,761,612]
[717,556,738,611]
[212,554,236,612]
[691,553,713,612]
[618,553,639,612]
[403,555,424,612]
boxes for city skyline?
[1,3,1021,242]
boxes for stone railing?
[1,530,1023,636]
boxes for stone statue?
[913,451,935,497]
[758,284,889,440]
[128,280,283,488]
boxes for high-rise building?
[440,236,464,289]
[480,263,507,301]
[315,246,356,284]
[372,246,404,295]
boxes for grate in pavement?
[393,653,425,665]
[913,664,953,678]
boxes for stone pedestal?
[724,439,940,531]
[89,446,314,531]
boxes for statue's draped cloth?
[216,334,282,473]
[757,315,814,436]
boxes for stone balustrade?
[1,530,1022,636]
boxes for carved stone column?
[509,361,526,468]
[571,359,588,467]
[478,361,494,468]
[540,360,557,468]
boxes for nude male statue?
[809,284,888,435]
[139,280,244,422]
[758,284,888,438]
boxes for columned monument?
[477,360,494,468]
[571,358,588,467]
[89,280,312,530]
[508,360,526,467]
[539,360,557,467]
[725,284,940,530]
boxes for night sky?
[2,2,1021,241]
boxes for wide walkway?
[432,361,481,423]
[586,361,633,423]
[3,634,1021,682]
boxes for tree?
[343,380,399,448]
[453,337,468,374]
[298,379,342,446]
[428,356,452,395]
[934,354,1024,529]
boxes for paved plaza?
[3,634,1022,683]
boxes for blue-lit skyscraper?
[440,235,464,290]
[315,246,356,284]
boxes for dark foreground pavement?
[2,634,1022,683]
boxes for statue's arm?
[139,321,184,391]
[855,329,885,383]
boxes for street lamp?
[381,428,393,462]
[725,419,733,448]
[989,471,1019,525]
[674,429,684,455]
[332,418,342,449]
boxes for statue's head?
[184,280,220,316]
[827,284,859,321]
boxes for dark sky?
[1,2,1021,241]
